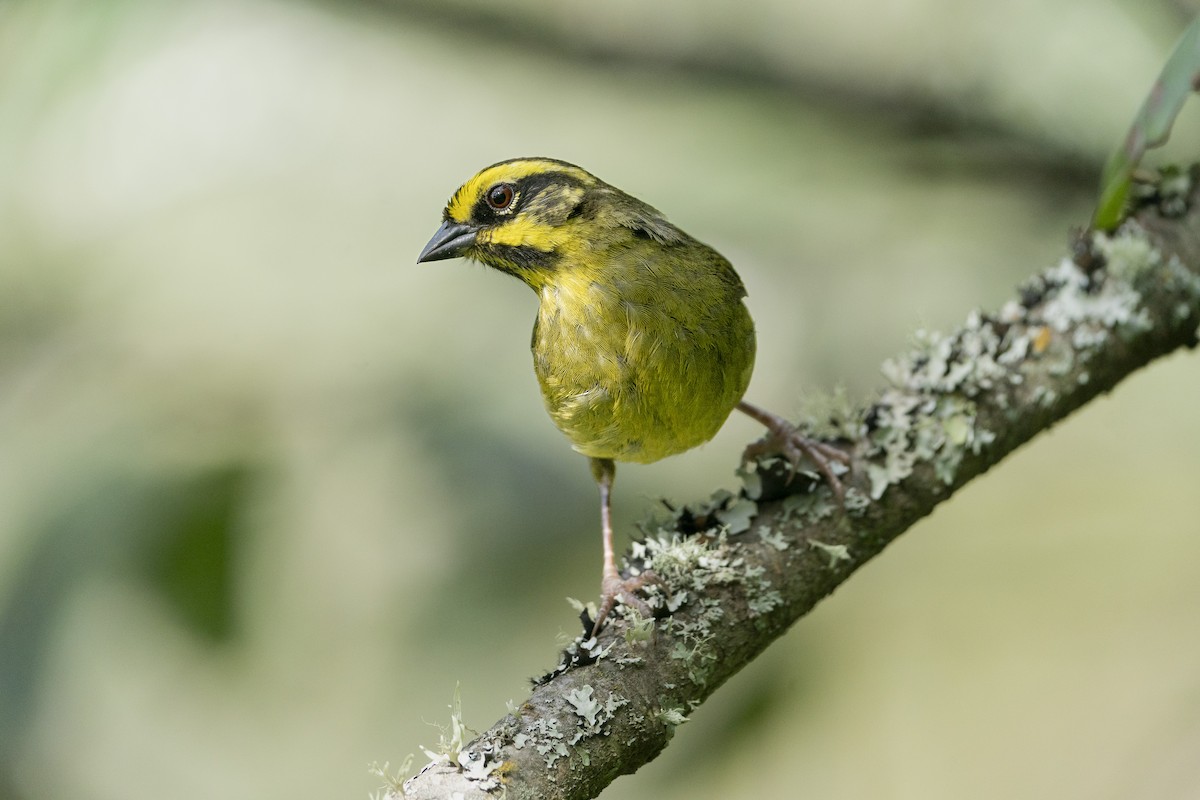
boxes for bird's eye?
[486,183,515,211]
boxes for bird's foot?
[742,416,851,504]
[589,569,659,639]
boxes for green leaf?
[1094,19,1200,231]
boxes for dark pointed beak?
[417,221,477,263]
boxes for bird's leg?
[589,457,653,638]
[737,400,851,503]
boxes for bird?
[417,157,848,636]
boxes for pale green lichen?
[1150,167,1194,217]
[746,585,784,617]
[1041,255,1151,344]
[862,225,1167,502]
[780,486,838,523]
[655,707,689,727]
[1159,250,1200,311]
[714,496,758,534]
[1094,226,1161,283]
[808,539,852,568]
[629,529,774,684]
[735,464,763,500]
[635,526,785,636]
[843,487,870,515]
[630,533,721,594]
[687,488,739,521]
[419,685,471,766]
[669,626,719,686]
[758,527,790,551]
[501,686,633,772]
[564,685,628,745]
[410,686,514,793]
[457,736,504,786]
[369,758,412,800]
[1156,249,1200,344]
[869,337,999,497]
[880,313,1009,396]
[514,717,568,769]
[621,610,656,645]
[736,558,784,621]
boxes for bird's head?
[417,158,614,287]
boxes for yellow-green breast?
[532,232,754,463]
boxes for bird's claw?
[589,569,660,639]
[743,422,851,504]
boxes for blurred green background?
[2,2,1199,798]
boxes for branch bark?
[395,168,1200,800]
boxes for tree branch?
[394,168,1200,800]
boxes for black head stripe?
[518,171,587,203]
[470,171,589,226]
[482,242,562,274]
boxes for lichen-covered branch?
[392,168,1200,800]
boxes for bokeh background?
[2,2,1200,798]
